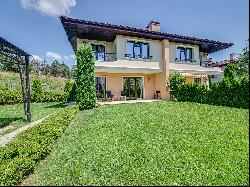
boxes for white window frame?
[176,45,195,63]
[125,38,151,61]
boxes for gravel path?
[0,116,48,147]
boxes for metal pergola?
[0,36,31,122]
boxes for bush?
[31,79,43,102]
[168,72,249,109]
[64,80,76,101]
[0,90,66,105]
[76,44,96,110]
[0,90,23,105]
[0,105,79,186]
[43,91,66,102]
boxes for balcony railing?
[94,53,117,61]
[201,60,219,68]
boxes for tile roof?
[60,16,233,54]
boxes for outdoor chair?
[106,91,114,101]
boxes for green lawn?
[24,101,249,186]
[0,102,67,136]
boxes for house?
[60,16,233,100]
[205,53,238,82]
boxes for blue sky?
[0,0,248,67]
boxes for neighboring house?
[206,53,238,82]
[60,16,233,100]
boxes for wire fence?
[0,79,64,92]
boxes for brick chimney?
[230,53,236,60]
[146,21,160,32]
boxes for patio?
[97,99,161,105]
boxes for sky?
[0,0,249,67]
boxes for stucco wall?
[169,42,200,64]
[185,76,208,85]
[77,38,115,54]
[96,72,156,99]
[115,35,162,65]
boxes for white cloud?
[70,54,76,60]
[46,52,75,62]
[31,55,43,61]
[63,55,69,60]
[20,0,76,17]
[46,51,62,60]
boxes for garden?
[0,44,249,186]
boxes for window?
[96,77,106,99]
[194,78,201,85]
[176,46,193,61]
[126,40,149,59]
[91,44,105,61]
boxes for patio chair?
[106,91,114,101]
[121,90,126,101]
[156,91,161,99]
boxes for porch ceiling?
[169,63,222,75]
[95,60,162,74]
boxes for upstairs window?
[91,44,105,61]
[176,46,193,61]
[126,41,149,59]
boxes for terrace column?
[160,39,170,99]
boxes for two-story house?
[60,16,233,100]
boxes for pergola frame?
[0,36,31,122]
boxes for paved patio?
[97,99,161,105]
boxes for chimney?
[230,53,236,61]
[146,20,160,32]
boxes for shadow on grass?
[44,102,68,109]
[0,117,26,128]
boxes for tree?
[50,60,70,78]
[224,63,237,80]
[76,44,96,110]
[237,41,249,77]
[70,65,77,79]
[224,40,249,79]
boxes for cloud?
[46,51,62,60]
[20,0,76,17]
[46,52,75,62]
[31,55,43,61]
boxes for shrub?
[43,91,66,102]
[168,72,249,109]
[0,90,66,105]
[0,90,23,105]
[0,105,79,186]
[76,44,96,110]
[31,79,43,102]
[64,80,76,101]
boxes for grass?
[0,102,67,136]
[24,101,249,186]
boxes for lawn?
[0,102,67,136]
[24,101,249,186]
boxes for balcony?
[94,52,161,74]
[170,62,222,75]
[94,53,117,61]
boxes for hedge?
[169,73,249,109]
[0,90,23,105]
[0,105,79,186]
[64,80,76,101]
[0,90,66,105]
[76,44,96,110]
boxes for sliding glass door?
[96,77,106,99]
[123,77,143,100]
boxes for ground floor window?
[96,77,106,99]
[194,78,201,85]
[123,77,143,100]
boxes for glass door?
[123,77,143,100]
